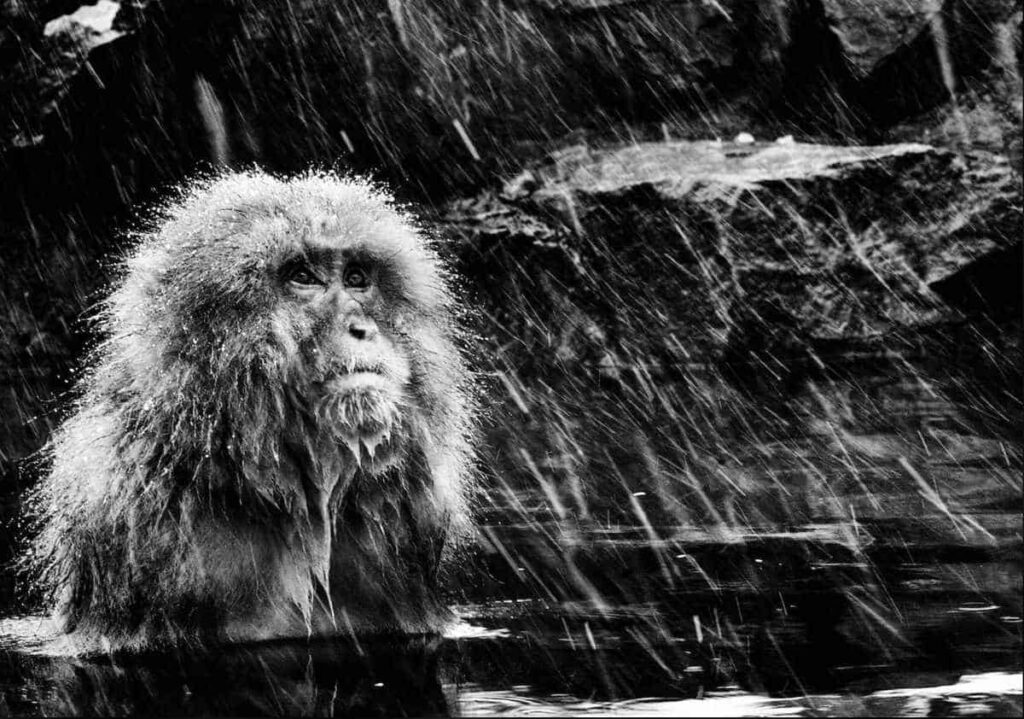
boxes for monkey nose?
[347,318,378,341]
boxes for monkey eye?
[283,263,324,287]
[343,263,372,290]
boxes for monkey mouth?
[314,373,403,440]
[323,370,391,393]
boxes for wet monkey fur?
[26,172,478,650]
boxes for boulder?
[445,139,1020,366]
[443,139,1021,532]
[832,0,1023,137]
[821,0,934,78]
[1,0,128,148]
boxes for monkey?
[24,171,479,651]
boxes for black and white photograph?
[0,1,1021,716]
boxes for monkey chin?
[317,374,407,469]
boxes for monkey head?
[105,171,471,491]
[28,171,477,648]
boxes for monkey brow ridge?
[296,242,387,268]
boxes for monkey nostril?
[348,320,376,341]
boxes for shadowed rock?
[446,139,1020,361]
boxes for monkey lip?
[324,371,391,392]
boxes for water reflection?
[0,630,455,716]
[0,610,1019,717]
[2,525,1020,717]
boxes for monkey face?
[276,244,414,445]
[116,173,455,466]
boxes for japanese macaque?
[26,171,478,651]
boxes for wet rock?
[821,0,934,78]
[822,0,1020,78]
[845,0,1022,130]
[1,0,782,165]
[1,0,1017,205]
[821,0,1018,77]
[1,0,130,148]
[444,139,1021,534]
[445,139,1021,364]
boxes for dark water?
[1,540,1020,718]
[0,615,1019,717]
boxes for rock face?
[1,0,127,149]
[822,0,1018,78]
[443,139,1021,533]
[446,139,1019,362]
[2,0,1019,196]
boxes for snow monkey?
[26,171,478,651]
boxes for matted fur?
[25,171,478,651]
